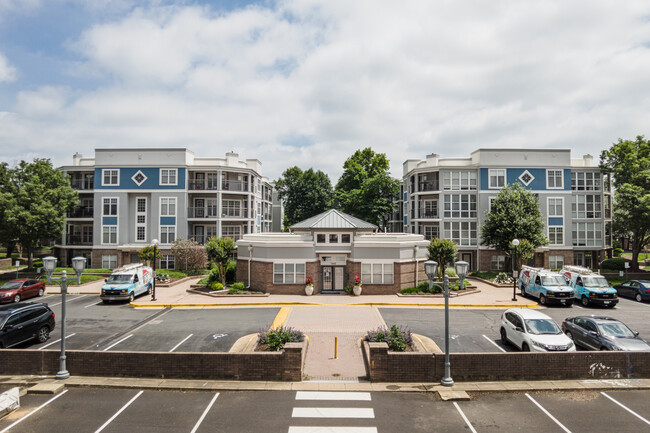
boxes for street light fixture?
[151,238,159,301]
[512,239,520,301]
[42,256,86,380]
[423,259,469,387]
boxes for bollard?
[334,337,338,359]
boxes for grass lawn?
[40,274,104,286]
[469,270,499,281]
[621,252,650,260]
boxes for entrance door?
[194,226,204,244]
[194,199,205,217]
[322,266,345,292]
[461,253,472,270]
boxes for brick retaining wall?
[366,342,650,382]
[0,341,305,381]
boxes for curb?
[130,302,540,308]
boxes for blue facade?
[548,217,563,226]
[160,217,176,226]
[480,168,570,190]
[102,216,118,225]
[94,167,186,189]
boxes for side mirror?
[634,331,640,337]
[515,326,524,333]
[105,279,108,282]
[589,331,598,336]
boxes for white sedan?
[500,308,575,352]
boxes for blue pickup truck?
[518,266,574,306]
[100,263,153,304]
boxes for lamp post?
[151,239,159,301]
[423,260,469,387]
[512,239,520,301]
[43,256,86,380]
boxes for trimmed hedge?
[600,257,631,270]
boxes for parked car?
[613,280,650,303]
[500,308,575,352]
[562,315,650,351]
[0,279,46,303]
[518,266,574,306]
[0,302,55,348]
[561,266,618,307]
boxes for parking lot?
[0,387,648,432]
[21,295,279,352]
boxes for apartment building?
[401,149,612,271]
[56,148,275,269]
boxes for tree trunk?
[4,242,14,259]
[632,236,640,272]
[26,243,33,269]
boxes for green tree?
[0,162,17,258]
[427,238,459,278]
[275,166,334,227]
[600,136,650,271]
[171,238,208,271]
[335,148,399,225]
[138,245,163,267]
[205,237,236,285]
[481,183,548,265]
[2,159,78,268]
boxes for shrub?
[416,281,431,292]
[470,270,498,281]
[365,324,413,352]
[344,285,353,294]
[209,282,224,290]
[601,257,631,270]
[171,238,208,270]
[494,272,512,284]
[613,248,624,258]
[258,326,305,351]
[400,287,420,294]
[226,259,236,283]
[231,282,245,291]
[228,287,239,294]
[445,267,457,278]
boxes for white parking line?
[296,392,371,401]
[94,390,143,433]
[601,392,650,425]
[169,334,193,352]
[0,390,68,433]
[292,408,375,418]
[40,295,56,301]
[38,333,76,350]
[84,300,101,308]
[289,428,377,433]
[103,334,133,351]
[525,393,572,433]
[453,402,477,433]
[49,295,87,307]
[189,393,219,433]
[482,334,506,352]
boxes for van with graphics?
[518,265,574,306]
[100,263,153,304]
[561,265,618,308]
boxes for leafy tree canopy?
[480,183,548,256]
[600,136,650,270]
[205,237,237,285]
[275,166,334,227]
[427,238,458,278]
[138,245,163,266]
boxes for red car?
[0,279,46,303]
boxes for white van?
[100,263,153,303]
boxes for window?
[341,234,351,243]
[160,168,178,186]
[547,198,563,217]
[317,234,326,243]
[571,172,601,191]
[572,195,601,218]
[222,226,241,240]
[547,170,564,189]
[103,198,118,216]
[160,255,175,270]
[160,226,176,244]
[273,263,305,284]
[222,200,242,217]
[160,198,176,216]
[423,225,439,240]
[361,263,394,284]
[489,169,506,189]
[488,197,497,212]
[548,226,563,246]
[102,226,117,244]
[443,171,477,190]
[329,234,339,243]
[135,197,147,242]
[572,222,603,246]
[490,255,506,271]
[102,169,119,186]
[443,221,477,246]
[549,255,564,270]
[443,194,477,218]
[102,255,118,269]
[137,226,146,241]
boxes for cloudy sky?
[1,0,649,181]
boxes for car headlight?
[609,344,623,351]
[2,293,10,297]
[531,340,546,349]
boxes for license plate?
[603,300,610,304]
[107,296,116,300]
[560,300,566,303]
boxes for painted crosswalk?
[289,391,377,433]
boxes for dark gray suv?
[562,315,650,351]
[0,302,55,348]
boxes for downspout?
[414,245,419,285]
[247,244,253,289]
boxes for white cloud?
[0,53,16,82]
[2,0,650,180]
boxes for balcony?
[67,235,93,245]
[418,181,439,192]
[70,179,94,190]
[222,207,248,218]
[188,180,218,191]
[190,235,206,245]
[67,207,94,218]
[418,209,439,219]
[188,206,218,218]
[223,180,248,192]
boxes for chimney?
[583,154,594,166]
[73,152,82,166]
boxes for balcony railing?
[191,235,206,245]
[67,207,94,218]
[223,180,248,192]
[418,181,439,192]
[222,234,242,242]
[418,209,439,219]
[222,207,248,218]
[66,235,93,245]
[188,207,218,218]
[188,180,218,191]
[70,180,94,190]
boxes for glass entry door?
[322,266,345,292]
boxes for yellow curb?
[269,306,291,330]
[131,302,539,309]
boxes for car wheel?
[500,328,509,346]
[129,292,135,302]
[13,294,20,303]
[636,293,643,303]
[36,326,50,343]
[581,296,589,307]
[539,295,547,305]
[522,343,530,352]
[38,288,44,297]
[565,331,574,341]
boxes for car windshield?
[541,276,566,286]
[107,274,133,284]
[0,282,21,290]
[583,276,610,288]
[598,322,636,338]
[525,319,562,335]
